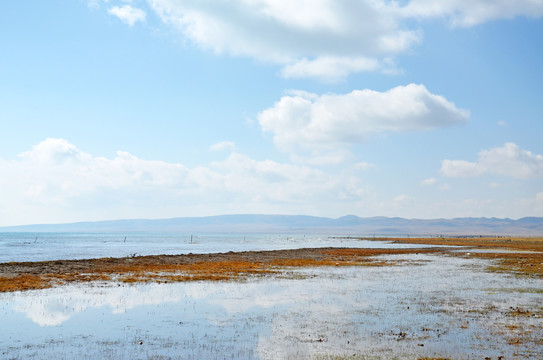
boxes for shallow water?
[1,253,541,359]
[0,232,430,263]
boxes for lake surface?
[1,253,542,359]
[0,232,429,263]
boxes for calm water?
[1,253,542,359]
[0,232,428,263]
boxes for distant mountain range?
[2,215,543,236]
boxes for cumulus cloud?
[148,0,419,80]
[144,0,543,80]
[0,139,368,225]
[258,84,468,162]
[440,143,543,178]
[108,5,146,26]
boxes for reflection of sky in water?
[1,254,542,359]
[0,233,435,263]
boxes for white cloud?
[3,139,541,225]
[148,0,419,81]
[258,84,468,162]
[145,0,543,80]
[210,152,359,203]
[209,141,236,152]
[290,149,353,166]
[280,56,381,82]
[108,5,146,26]
[403,0,543,27]
[440,159,481,177]
[0,139,369,225]
[440,142,543,178]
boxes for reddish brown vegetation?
[0,247,441,292]
[1,237,541,292]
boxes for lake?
[0,232,428,263]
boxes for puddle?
[1,254,541,359]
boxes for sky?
[1,0,543,226]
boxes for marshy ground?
[1,236,542,292]
[1,237,542,359]
[382,236,543,278]
[0,247,448,292]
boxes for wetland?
[1,236,542,359]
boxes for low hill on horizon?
[1,215,543,236]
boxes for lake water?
[1,253,542,359]
[0,232,428,263]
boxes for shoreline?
[0,247,446,292]
[1,237,542,292]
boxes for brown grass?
[0,274,52,292]
[0,247,441,292]
[473,252,543,277]
[2,237,541,292]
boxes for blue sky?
[1,0,542,226]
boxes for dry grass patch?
[0,274,52,292]
[0,273,112,292]
[475,252,543,277]
[110,260,277,283]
